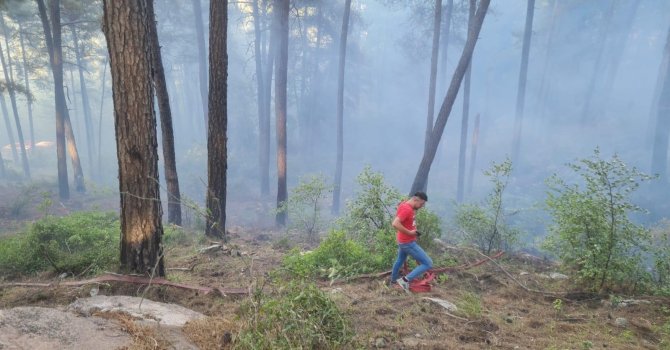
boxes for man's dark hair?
[414,191,428,201]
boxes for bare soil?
[0,186,669,349]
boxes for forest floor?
[0,184,669,349]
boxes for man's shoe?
[396,277,410,293]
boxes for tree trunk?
[603,0,640,108]
[275,0,289,227]
[102,0,165,277]
[261,1,275,197]
[51,0,85,193]
[18,22,34,149]
[535,0,560,118]
[71,26,96,179]
[0,92,18,164]
[98,56,108,179]
[456,0,476,203]
[651,26,670,183]
[511,0,535,164]
[191,0,208,128]
[410,0,491,195]
[146,0,182,226]
[206,0,228,240]
[252,0,267,197]
[332,0,352,215]
[580,1,616,123]
[425,0,442,152]
[69,66,81,142]
[467,112,480,195]
[0,17,30,179]
[439,0,453,94]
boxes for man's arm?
[392,216,417,236]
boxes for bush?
[455,158,519,254]
[0,212,119,276]
[283,230,375,280]
[279,174,333,238]
[651,220,670,295]
[543,149,654,292]
[236,281,354,349]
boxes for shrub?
[282,230,375,280]
[543,149,654,292]
[236,281,354,349]
[279,174,333,238]
[455,158,519,254]
[0,212,120,276]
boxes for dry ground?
[0,184,669,349]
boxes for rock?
[614,317,628,328]
[422,297,458,312]
[68,295,205,327]
[0,306,131,350]
[402,337,420,348]
[519,271,530,276]
[375,337,387,348]
[549,272,568,280]
[504,316,514,324]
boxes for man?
[391,191,433,293]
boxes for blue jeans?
[391,241,433,282]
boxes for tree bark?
[425,0,442,152]
[252,0,268,197]
[18,22,34,149]
[410,0,491,195]
[0,16,30,179]
[467,112,480,195]
[206,0,228,240]
[191,0,208,128]
[274,0,289,227]
[261,1,275,197]
[439,0,453,94]
[146,0,182,226]
[332,0,352,215]
[511,0,535,164]
[102,0,165,277]
[456,0,476,203]
[71,26,96,179]
[0,92,17,164]
[651,26,670,183]
[98,56,108,179]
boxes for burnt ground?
[0,184,669,349]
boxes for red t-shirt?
[395,201,416,244]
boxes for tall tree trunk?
[580,1,616,123]
[410,0,490,195]
[332,0,352,215]
[206,0,228,240]
[191,0,208,128]
[252,0,267,197]
[71,26,96,179]
[456,0,475,203]
[50,0,85,193]
[649,29,670,144]
[603,0,640,107]
[511,0,535,164]
[98,56,108,179]
[0,92,17,164]
[439,0,453,94]
[0,150,4,178]
[651,26,670,183]
[535,0,560,118]
[261,1,275,197]
[146,0,182,225]
[0,18,30,179]
[424,0,442,166]
[274,0,289,227]
[69,66,80,142]
[102,0,165,277]
[18,22,34,149]
[37,0,68,199]
[466,112,480,195]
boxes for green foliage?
[455,158,519,254]
[0,212,119,276]
[337,166,403,241]
[543,149,655,292]
[236,281,354,349]
[279,174,333,237]
[651,220,670,295]
[456,292,483,318]
[163,224,192,246]
[282,230,375,280]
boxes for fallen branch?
[0,273,248,296]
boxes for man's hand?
[416,231,422,237]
